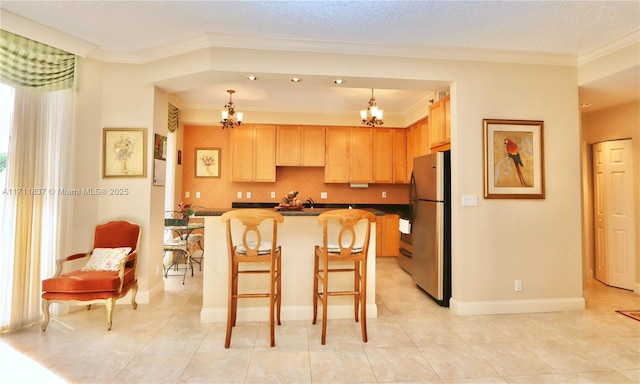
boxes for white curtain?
[0,86,74,333]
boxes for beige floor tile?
[365,346,440,382]
[245,348,312,383]
[419,344,500,380]
[112,352,193,383]
[310,347,377,383]
[2,258,640,384]
[179,350,251,383]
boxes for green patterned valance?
[168,103,179,132]
[1,29,79,91]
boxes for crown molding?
[89,32,578,67]
[578,28,640,66]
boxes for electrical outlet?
[271,191,276,198]
[185,191,190,198]
[382,191,387,198]
[237,191,242,199]
[246,192,251,199]
[515,280,522,292]
[321,192,328,199]
[196,191,201,198]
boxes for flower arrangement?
[114,135,134,161]
[201,154,216,167]
[178,202,194,218]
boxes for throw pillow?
[81,247,132,271]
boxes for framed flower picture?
[195,148,221,178]
[102,128,147,178]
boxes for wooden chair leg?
[130,281,139,309]
[360,261,368,342]
[225,262,237,348]
[312,250,319,324]
[105,298,115,330]
[41,299,51,331]
[321,258,329,345]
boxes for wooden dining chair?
[313,209,376,344]
[220,209,284,348]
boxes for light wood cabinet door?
[392,129,408,183]
[373,128,393,183]
[276,125,301,166]
[230,125,254,182]
[231,124,276,182]
[253,125,276,182]
[429,94,450,151]
[276,125,325,166]
[301,126,325,166]
[324,126,350,183]
[349,127,373,183]
[381,214,400,257]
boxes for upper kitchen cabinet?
[406,117,428,178]
[429,94,451,152]
[230,124,276,182]
[324,126,350,183]
[349,127,374,183]
[373,128,409,184]
[276,125,325,166]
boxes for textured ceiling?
[1,1,639,114]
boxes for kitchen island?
[197,208,381,323]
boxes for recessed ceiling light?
[290,77,302,83]
[334,79,345,85]
[580,103,592,108]
[246,75,258,81]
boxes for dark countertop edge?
[195,207,385,217]
[229,202,409,217]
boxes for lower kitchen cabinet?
[377,213,400,257]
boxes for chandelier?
[220,89,243,129]
[360,89,384,127]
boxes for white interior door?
[593,140,636,290]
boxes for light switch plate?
[271,191,276,198]
[246,192,251,199]
[237,192,242,199]
[196,191,201,198]
[320,192,328,199]
[461,194,477,206]
[185,191,190,198]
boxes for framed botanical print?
[195,147,221,178]
[102,128,147,178]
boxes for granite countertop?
[195,207,386,217]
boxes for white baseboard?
[201,304,377,323]
[449,297,585,316]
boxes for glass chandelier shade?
[220,89,243,129]
[360,89,384,127]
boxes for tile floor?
[1,257,639,383]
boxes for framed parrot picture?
[483,119,545,199]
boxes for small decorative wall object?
[483,119,544,199]
[103,128,147,178]
[177,150,182,165]
[154,134,167,160]
[195,147,221,178]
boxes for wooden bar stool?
[220,209,284,348]
[313,209,376,345]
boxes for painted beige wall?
[4,16,598,311]
[581,100,640,293]
[66,47,586,314]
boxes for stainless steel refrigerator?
[410,151,451,306]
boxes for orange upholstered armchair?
[41,220,141,331]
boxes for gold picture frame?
[195,147,221,178]
[102,128,147,178]
[483,119,544,199]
